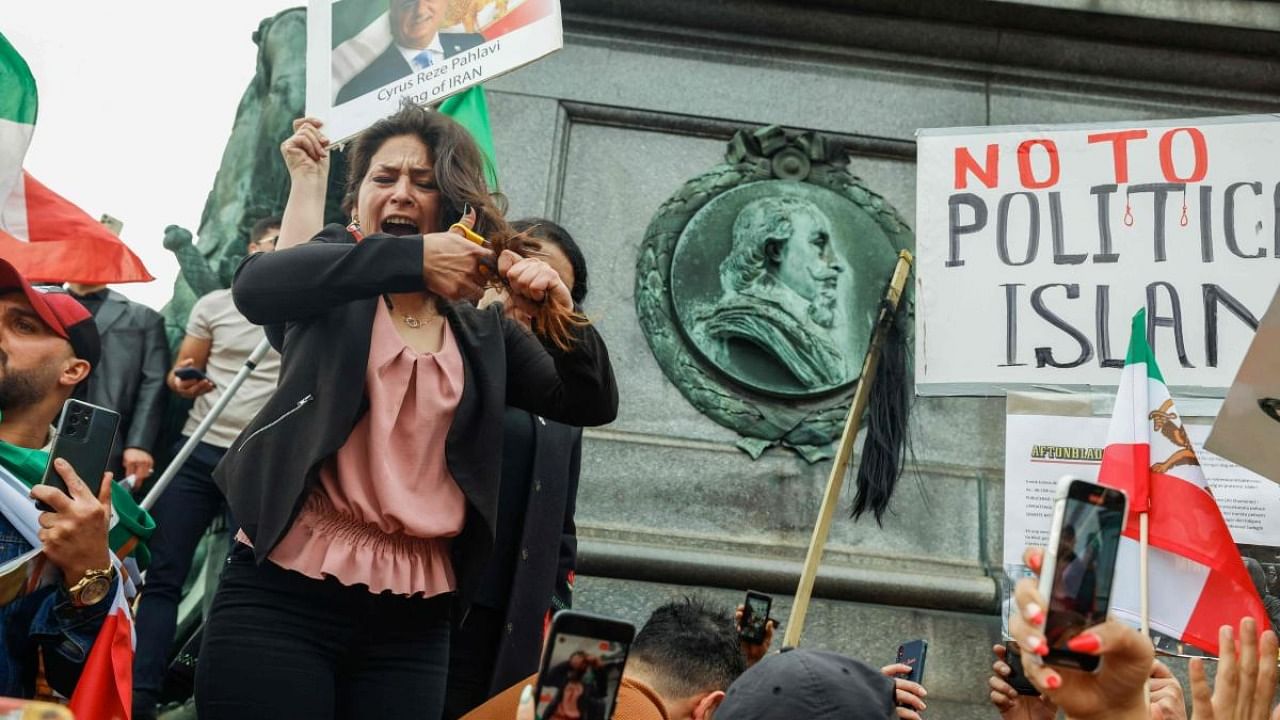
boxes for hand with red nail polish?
[1008,547,1153,720]
[1189,618,1280,720]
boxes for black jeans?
[133,438,231,713]
[442,605,505,719]
[195,544,452,720]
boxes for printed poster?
[308,0,563,142]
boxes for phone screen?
[536,633,629,720]
[741,593,771,642]
[1043,485,1125,654]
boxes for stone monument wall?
[477,3,1280,716]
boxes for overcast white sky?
[5,2,302,310]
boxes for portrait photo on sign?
[307,0,563,142]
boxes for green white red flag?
[0,32,151,284]
[68,573,135,720]
[1098,309,1269,653]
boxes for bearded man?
[0,259,124,699]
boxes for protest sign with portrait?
[307,0,562,142]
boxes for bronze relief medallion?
[636,126,913,461]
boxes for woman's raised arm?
[277,117,331,251]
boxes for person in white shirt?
[131,217,284,720]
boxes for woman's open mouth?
[380,216,421,236]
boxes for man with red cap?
[0,258,127,699]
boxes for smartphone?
[1003,641,1041,696]
[894,639,928,685]
[534,611,634,720]
[739,590,773,644]
[39,400,120,509]
[1037,476,1128,672]
[173,366,212,384]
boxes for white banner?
[1002,413,1280,572]
[916,115,1280,396]
[307,0,563,143]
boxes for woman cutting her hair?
[194,105,618,720]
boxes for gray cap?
[718,649,896,720]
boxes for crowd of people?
[0,102,1276,720]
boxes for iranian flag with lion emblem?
[1099,309,1269,655]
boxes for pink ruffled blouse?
[266,300,467,597]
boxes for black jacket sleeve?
[501,319,618,428]
[124,308,169,452]
[232,224,426,326]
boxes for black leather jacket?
[78,291,168,474]
[214,225,618,605]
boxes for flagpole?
[1139,512,1150,637]
[1140,510,1151,705]
[782,250,913,648]
[141,338,272,511]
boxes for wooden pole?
[783,250,914,648]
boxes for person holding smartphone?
[131,217,284,720]
[194,105,618,720]
[0,261,122,699]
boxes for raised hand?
[1009,546,1154,720]
[1189,618,1279,720]
[1148,660,1187,720]
[280,117,330,181]
[734,605,776,667]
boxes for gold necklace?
[383,295,436,329]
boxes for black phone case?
[39,401,120,507]
[895,640,928,684]
[174,367,208,382]
[1004,643,1041,696]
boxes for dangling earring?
[347,211,365,242]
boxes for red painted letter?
[1017,139,1059,189]
[1087,129,1148,183]
[954,144,998,190]
[1159,127,1208,183]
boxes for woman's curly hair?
[344,103,586,349]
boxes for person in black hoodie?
[194,105,617,720]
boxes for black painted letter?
[1202,284,1260,367]
[947,193,987,268]
[1031,284,1093,369]
[1146,281,1194,368]
[997,192,1040,266]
